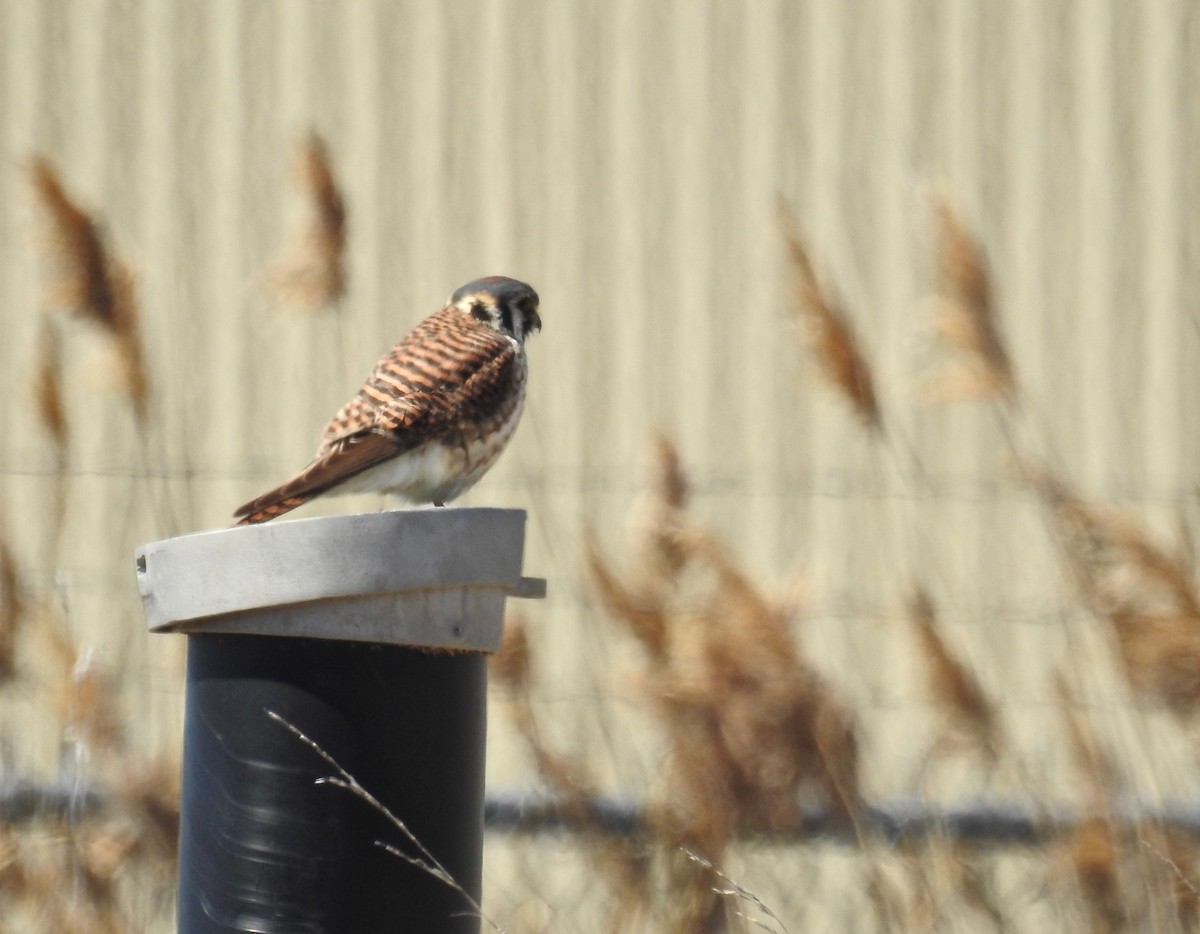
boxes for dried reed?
[32,322,71,552]
[581,436,862,929]
[32,322,68,464]
[921,195,1016,402]
[269,711,506,934]
[0,531,24,682]
[1061,817,1124,934]
[38,615,127,761]
[63,649,127,759]
[491,611,532,689]
[864,861,910,932]
[28,158,120,329]
[1141,830,1200,932]
[490,612,649,928]
[270,131,348,312]
[595,517,860,834]
[907,587,1001,763]
[1053,671,1121,806]
[901,840,1005,932]
[778,200,882,429]
[491,614,597,805]
[1035,471,1200,717]
[27,157,151,425]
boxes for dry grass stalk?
[907,587,1001,763]
[943,845,1006,931]
[777,200,882,430]
[921,196,1016,402]
[903,840,1005,932]
[112,755,182,868]
[66,651,127,758]
[0,532,24,683]
[1108,612,1200,718]
[596,439,859,823]
[40,619,127,760]
[491,613,532,689]
[864,861,910,933]
[268,710,506,934]
[1052,671,1122,805]
[28,158,122,330]
[33,323,72,550]
[0,827,29,898]
[28,157,151,425]
[33,322,68,464]
[0,748,179,928]
[108,310,151,428]
[490,614,596,803]
[490,615,648,928]
[270,131,348,312]
[576,438,863,929]
[584,436,694,659]
[636,435,691,580]
[1140,828,1200,932]
[0,822,144,933]
[1061,816,1125,934]
[681,848,790,934]
[1037,472,1200,619]
[585,536,669,660]
[1034,472,1200,717]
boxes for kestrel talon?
[234,276,541,525]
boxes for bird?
[233,275,541,525]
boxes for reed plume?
[921,195,1017,402]
[778,199,882,429]
[907,587,1001,763]
[1053,671,1121,805]
[32,322,68,466]
[578,437,864,929]
[1061,817,1125,934]
[27,157,151,425]
[0,531,24,682]
[270,131,348,312]
[1035,471,1200,718]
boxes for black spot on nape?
[470,303,491,323]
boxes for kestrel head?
[450,276,542,345]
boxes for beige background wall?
[0,0,1198,926]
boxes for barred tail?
[233,491,313,525]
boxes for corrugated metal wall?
[1,0,1198,925]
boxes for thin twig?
[265,709,506,934]
[1141,838,1200,901]
[682,847,790,934]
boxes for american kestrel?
[233,276,541,525]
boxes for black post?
[134,509,544,934]
[178,634,487,933]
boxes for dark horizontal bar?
[0,778,104,823]
[483,792,1200,846]
[7,780,1200,847]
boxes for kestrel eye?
[470,304,491,323]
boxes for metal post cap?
[134,507,545,651]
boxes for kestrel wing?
[231,431,404,522]
[321,307,521,452]
[234,307,522,524]
[366,337,522,448]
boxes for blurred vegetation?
[3,146,1199,933]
